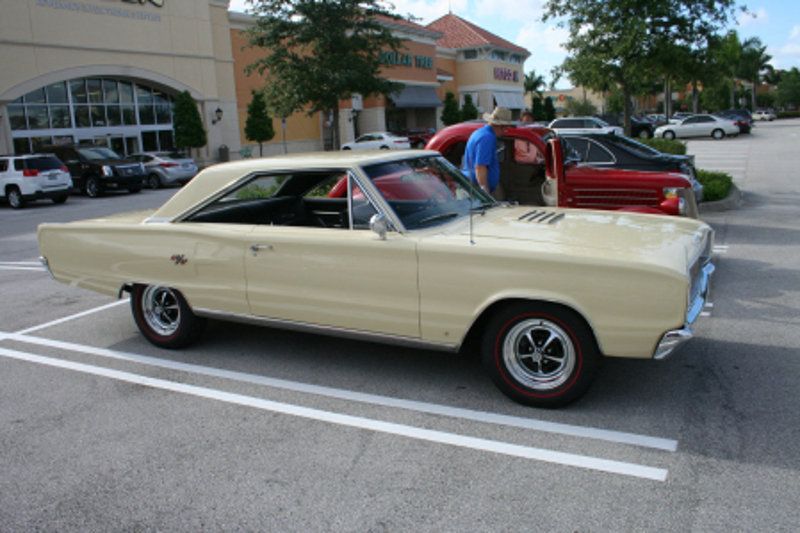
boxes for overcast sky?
[228,0,800,89]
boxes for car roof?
[150,150,439,221]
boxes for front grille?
[517,210,564,224]
[116,165,140,177]
[573,187,659,207]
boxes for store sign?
[122,0,164,6]
[36,0,163,21]
[380,51,434,70]
[494,67,519,82]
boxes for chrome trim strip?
[193,308,460,353]
[653,327,693,360]
[687,263,715,324]
[548,213,565,224]
[39,256,55,280]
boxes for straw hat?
[483,107,514,126]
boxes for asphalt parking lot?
[2,120,799,531]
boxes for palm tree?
[524,70,546,110]
[739,37,772,110]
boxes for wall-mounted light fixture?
[212,107,223,125]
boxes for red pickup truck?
[425,122,698,218]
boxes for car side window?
[0,160,8,172]
[683,117,697,124]
[14,160,24,171]
[564,138,589,160]
[513,139,544,164]
[697,116,713,123]
[587,141,614,163]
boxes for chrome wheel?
[501,318,576,391]
[141,286,181,336]
[7,187,23,209]
[85,177,100,198]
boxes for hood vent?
[517,210,565,224]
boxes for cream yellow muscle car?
[38,150,714,407]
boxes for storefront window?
[103,80,119,104]
[156,104,172,124]
[26,88,46,104]
[87,79,103,104]
[119,82,134,103]
[46,82,69,104]
[70,80,88,103]
[122,105,136,125]
[106,106,122,126]
[50,105,71,128]
[90,106,106,127]
[463,49,477,60]
[8,105,27,130]
[26,106,49,129]
[31,137,52,151]
[142,131,159,151]
[139,105,156,125]
[13,138,31,154]
[158,130,174,150]
[74,105,90,128]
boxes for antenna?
[469,203,475,245]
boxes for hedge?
[696,169,733,202]
[639,137,688,155]
[777,111,800,119]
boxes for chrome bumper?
[654,262,715,360]
[39,256,55,280]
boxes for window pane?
[25,88,46,104]
[588,143,614,163]
[122,105,136,125]
[103,80,119,103]
[119,82,134,103]
[136,85,153,105]
[351,182,378,229]
[90,105,106,127]
[31,136,52,152]
[138,105,155,125]
[46,82,68,104]
[50,105,71,128]
[70,79,87,104]
[158,130,174,151]
[106,105,122,126]
[8,105,27,130]
[75,105,90,128]
[156,104,172,124]
[142,131,158,151]
[87,79,103,103]
[13,138,31,155]
[26,106,49,129]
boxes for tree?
[777,67,800,109]
[244,90,275,156]
[245,0,403,150]
[461,94,479,121]
[532,97,545,121]
[524,70,546,107]
[441,92,461,125]
[738,37,772,111]
[544,0,738,134]
[544,97,556,121]
[565,97,597,116]
[172,91,207,156]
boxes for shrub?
[696,169,733,202]
[777,110,800,119]
[639,137,687,155]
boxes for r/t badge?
[170,254,188,266]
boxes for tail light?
[60,165,68,172]
[159,162,178,168]
[394,140,406,144]
[22,168,39,177]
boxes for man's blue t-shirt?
[461,124,500,192]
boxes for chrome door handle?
[249,243,274,256]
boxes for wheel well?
[5,184,21,195]
[459,298,600,358]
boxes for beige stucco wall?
[0,0,240,160]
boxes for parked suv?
[0,154,72,209]
[41,144,146,197]
[548,116,624,136]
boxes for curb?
[698,183,742,214]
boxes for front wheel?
[131,284,206,349]
[84,176,102,198]
[148,174,161,190]
[711,129,725,140]
[639,129,652,139]
[482,302,601,407]
[663,130,676,140]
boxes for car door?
[695,116,715,136]
[244,171,420,338]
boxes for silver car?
[655,114,740,140]
[131,152,198,189]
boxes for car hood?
[424,205,711,275]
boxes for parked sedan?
[131,152,198,189]
[559,133,704,201]
[548,116,624,136]
[655,114,739,140]
[714,110,753,134]
[38,150,714,408]
[341,132,411,151]
[753,109,776,121]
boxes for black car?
[714,109,753,134]
[559,132,704,201]
[42,144,146,198]
[598,114,654,138]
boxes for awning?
[493,91,526,109]
[391,86,442,108]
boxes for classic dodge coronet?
[38,151,714,407]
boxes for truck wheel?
[7,186,25,209]
[84,176,102,198]
[663,130,676,140]
[52,194,69,204]
[131,284,206,349]
[712,129,725,140]
[482,302,601,407]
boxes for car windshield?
[77,147,122,161]
[361,155,495,230]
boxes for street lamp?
[212,107,223,125]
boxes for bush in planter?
[639,137,687,155]
[696,170,733,202]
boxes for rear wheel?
[131,284,206,349]
[7,186,25,209]
[481,302,601,407]
[638,129,652,139]
[663,130,676,140]
[148,174,161,189]
[128,186,142,194]
[379,145,390,150]
[712,129,725,140]
[52,194,68,204]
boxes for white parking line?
[0,346,669,481]
[14,299,128,335]
[5,332,678,451]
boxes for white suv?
[548,116,624,136]
[0,154,72,209]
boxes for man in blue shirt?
[461,107,514,198]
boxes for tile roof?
[375,14,442,39]
[426,13,529,56]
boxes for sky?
[228,0,800,89]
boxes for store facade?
[0,0,241,160]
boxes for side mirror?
[369,213,389,240]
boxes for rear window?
[0,160,8,172]
[24,156,63,171]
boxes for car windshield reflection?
[361,156,495,230]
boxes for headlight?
[661,188,688,215]
[101,165,113,177]
[663,187,680,199]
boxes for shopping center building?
[1,1,529,160]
